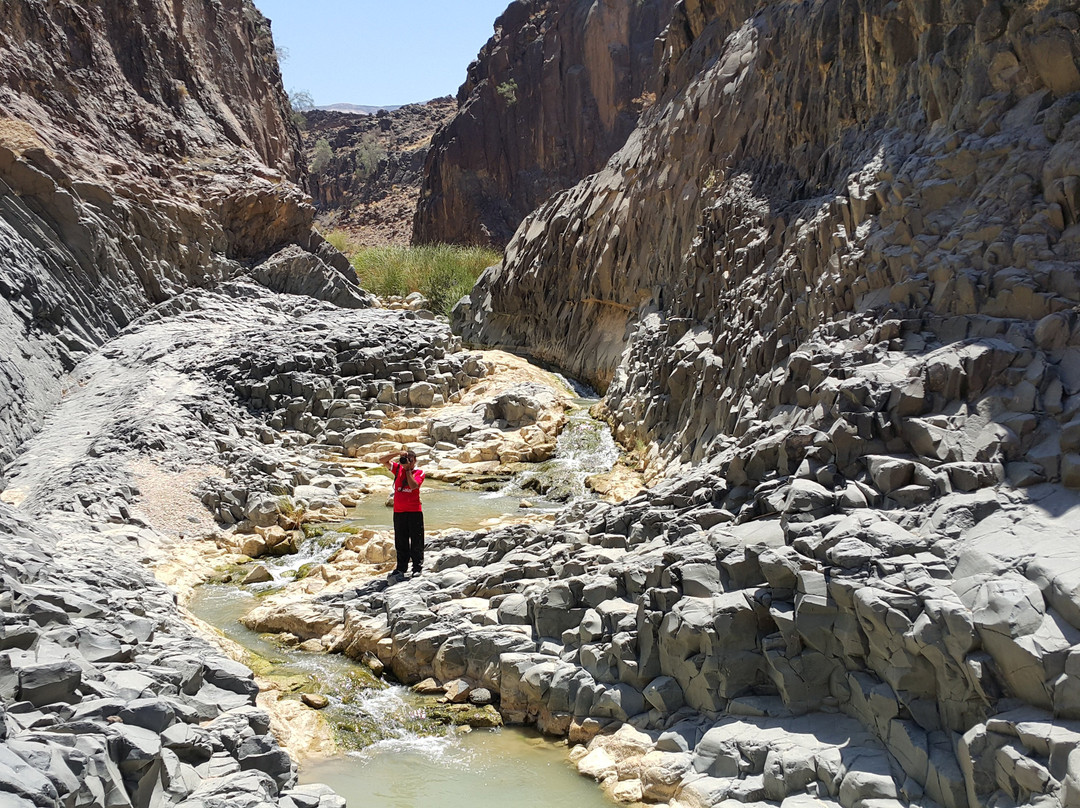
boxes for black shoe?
[387,570,406,584]
[410,567,422,578]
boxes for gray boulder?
[17,660,82,706]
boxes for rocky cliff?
[458,0,1080,472]
[0,0,359,471]
[442,0,1080,805]
[301,99,457,245]
[412,0,677,247]
[0,2,369,806]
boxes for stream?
[187,398,621,807]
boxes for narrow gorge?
[4,1,1080,808]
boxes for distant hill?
[316,103,403,115]
[301,97,457,245]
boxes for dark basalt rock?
[0,0,354,469]
[413,0,678,248]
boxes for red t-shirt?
[391,462,424,512]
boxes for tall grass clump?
[351,244,502,316]
[324,229,357,255]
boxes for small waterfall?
[502,398,619,504]
[189,582,450,754]
[249,530,347,587]
[338,686,456,759]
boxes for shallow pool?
[344,483,556,532]
[300,727,615,808]
[188,582,615,808]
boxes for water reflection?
[344,482,543,532]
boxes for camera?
[399,454,410,465]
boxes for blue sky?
[254,0,511,107]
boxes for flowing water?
[187,397,621,806]
[300,729,615,808]
[190,584,614,806]
[501,400,620,503]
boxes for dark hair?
[400,450,417,463]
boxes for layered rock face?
[412,0,677,247]
[303,99,457,245]
[0,0,352,470]
[0,3,368,806]
[457,0,1080,474]
[439,0,1080,805]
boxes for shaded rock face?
[413,0,677,247]
[456,0,1080,482]
[0,0,343,469]
[302,99,457,245]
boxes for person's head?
[399,450,417,467]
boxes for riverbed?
[188,582,613,808]
[186,398,623,807]
[300,729,615,808]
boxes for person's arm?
[410,468,425,491]
[401,463,422,490]
[377,448,405,471]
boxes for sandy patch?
[134,457,340,763]
[128,458,224,539]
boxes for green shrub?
[496,79,518,105]
[309,138,332,174]
[276,496,308,530]
[354,132,386,181]
[289,89,314,111]
[324,230,356,255]
[349,244,502,316]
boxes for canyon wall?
[0,0,356,470]
[412,0,678,247]
[437,1,1080,805]
[457,0,1080,473]
[302,99,457,245]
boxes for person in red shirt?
[379,447,425,582]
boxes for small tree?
[310,138,332,174]
[354,132,386,181]
[289,88,314,111]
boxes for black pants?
[393,511,424,573]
